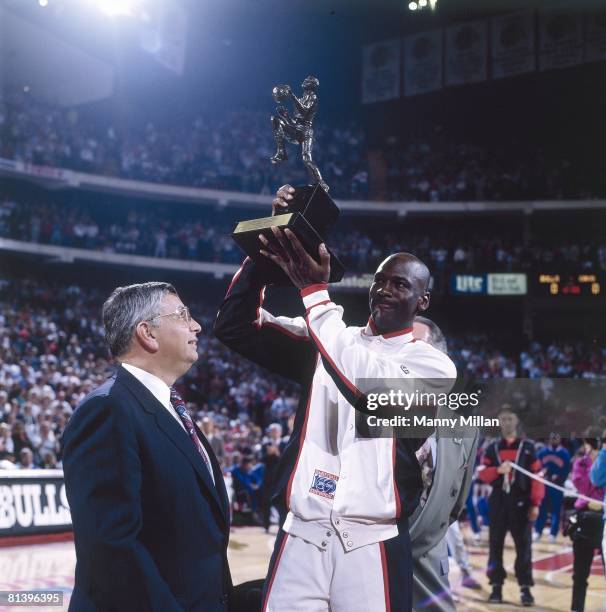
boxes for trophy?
[231,75,345,285]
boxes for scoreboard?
[449,272,604,297]
[537,273,601,296]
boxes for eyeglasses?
[147,305,192,326]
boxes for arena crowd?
[0,93,596,201]
[2,196,605,274]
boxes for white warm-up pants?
[262,529,412,612]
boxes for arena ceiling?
[0,6,114,106]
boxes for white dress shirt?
[121,362,185,431]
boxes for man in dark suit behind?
[63,282,231,611]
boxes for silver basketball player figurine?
[270,75,328,192]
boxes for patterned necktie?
[416,438,434,508]
[170,387,214,483]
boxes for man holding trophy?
[215,77,456,611]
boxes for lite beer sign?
[452,275,485,294]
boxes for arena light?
[39,0,48,6]
[82,0,146,19]
[409,0,438,11]
[97,0,136,18]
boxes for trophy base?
[232,211,345,286]
[287,184,339,237]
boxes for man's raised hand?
[259,227,330,289]
[272,184,294,216]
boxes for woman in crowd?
[589,436,606,581]
[570,437,605,612]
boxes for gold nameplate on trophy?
[233,213,294,234]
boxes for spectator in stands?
[534,433,571,542]
[260,423,287,532]
[0,390,9,415]
[270,389,293,423]
[201,415,224,464]
[0,423,14,461]
[40,451,59,469]
[231,454,263,524]
[32,421,60,464]
[11,421,34,456]
[18,447,35,469]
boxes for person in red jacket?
[478,406,545,607]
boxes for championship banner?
[361,39,402,104]
[584,12,606,63]
[0,470,71,537]
[403,30,443,97]
[445,21,487,87]
[538,9,583,71]
[490,10,536,80]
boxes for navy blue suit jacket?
[63,366,232,611]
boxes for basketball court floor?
[0,523,604,611]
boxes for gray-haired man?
[63,282,232,612]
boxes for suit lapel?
[116,367,228,527]
[422,433,459,509]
